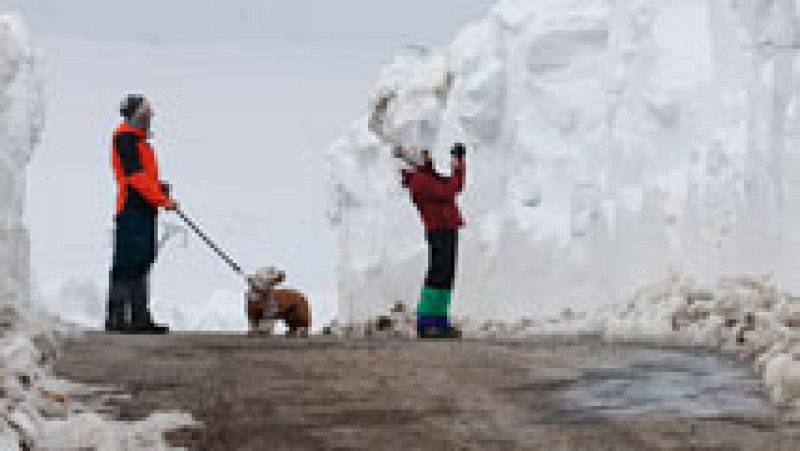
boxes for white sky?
[1,0,494,327]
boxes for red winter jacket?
[402,158,465,231]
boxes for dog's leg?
[259,318,275,336]
[248,318,260,336]
[283,306,299,338]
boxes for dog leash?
[174,207,255,289]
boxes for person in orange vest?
[106,94,177,333]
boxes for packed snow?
[0,15,194,449]
[328,0,800,409]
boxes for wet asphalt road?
[54,333,800,450]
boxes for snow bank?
[328,0,800,325]
[0,13,42,308]
[0,14,194,449]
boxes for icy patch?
[559,349,770,420]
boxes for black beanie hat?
[120,94,145,119]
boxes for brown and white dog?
[246,267,311,337]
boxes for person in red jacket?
[107,94,177,333]
[396,143,467,338]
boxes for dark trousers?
[108,208,157,326]
[424,229,458,290]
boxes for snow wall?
[0,14,42,309]
[328,0,800,324]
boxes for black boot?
[418,325,461,339]
[106,277,132,332]
[129,276,168,334]
[443,325,462,339]
[105,316,127,333]
[130,320,169,334]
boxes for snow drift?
[0,15,194,449]
[328,0,800,324]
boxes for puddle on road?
[558,349,771,421]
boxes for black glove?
[451,142,467,158]
[160,181,172,197]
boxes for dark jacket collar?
[114,122,147,138]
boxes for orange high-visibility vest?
[111,122,170,213]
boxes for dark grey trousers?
[107,208,157,327]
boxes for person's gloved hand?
[160,181,172,197]
[451,142,467,158]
